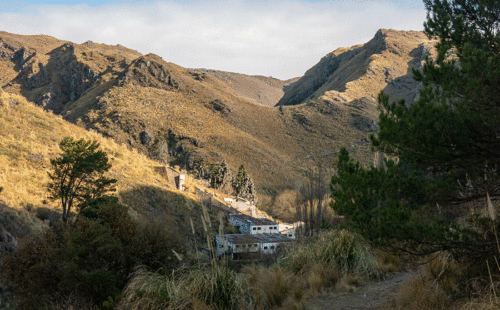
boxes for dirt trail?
[307,272,415,310]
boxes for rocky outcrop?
[119,54,181,90]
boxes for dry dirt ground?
[307,272,415,310]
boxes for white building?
[215,233,293,258]
[278,221,305,239]
[229,213,279,235]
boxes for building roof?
[220,233,293,244]
[230,213,277,226]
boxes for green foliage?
[1,198,185,309]
[232,165,247,195]
[332,0,500,259]
[209,160,232,192]
[330,148,483,256]
[47,137,117,223]
[232,165,258,203]
[372,0,500,192]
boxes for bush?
[1,198,185,309]
[132,220,185,273]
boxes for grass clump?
[120,264,250,310]
[277,229,378,276]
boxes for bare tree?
[296,164,330,236]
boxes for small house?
[229,213,280,235]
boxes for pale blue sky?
[0,0,427,79]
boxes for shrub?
[1,198,185,309]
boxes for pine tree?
[47,137,117,223]
[209,160,233,192]
[232,165,247,196]
[332,0,500,258]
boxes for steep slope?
[0,89,208,241]
[278,29,437,108]
[0,31,141,113]
[0,31,338,201]
[195,69,300,106]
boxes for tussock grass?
[277,229,379,276]
[120,264,250,310]
[395,253,500,310]
[120,229,380,310]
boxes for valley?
[0,29,436,219]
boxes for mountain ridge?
[0,29,437,218]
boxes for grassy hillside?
[195,68,300,107]
[0,29,439,220]
[0,88,213,241]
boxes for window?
[257,227,261,230]
[254,244,258,247]
[236,245,240,248]
[264,246,268,250]
[288,234,292,237]
[253,227,256,230]
[271,246,275,249]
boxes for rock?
[140,131,153,146]
[206,99,231,115]
[13,46,35,68]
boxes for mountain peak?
[277,29,437,108]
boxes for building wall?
[216,234,291,257]
[230,217,251,234]
[216,234,231,257]
[250,225,280,234]
[260,242,286,254]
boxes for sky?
[0,0,427,80]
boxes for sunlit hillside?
[0,88,208,235]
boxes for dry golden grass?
[0,29,421,215]
[0,89,203,220]
[0,29,438,221]
[394,254,500,310]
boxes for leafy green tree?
[332,0,500,258]
[47,137,117,223]
[2,197,185,309]
[330,148,484,256]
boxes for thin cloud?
[0,0,426,79]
